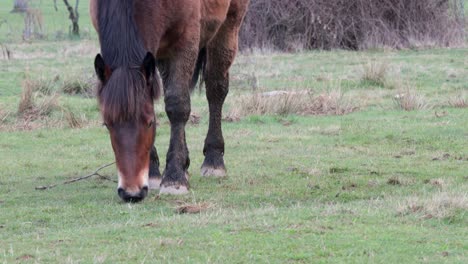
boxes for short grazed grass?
[0,3,467,263]
[1,44,467,263]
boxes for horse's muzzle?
[118,186,148,203]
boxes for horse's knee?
[164,94,190,124]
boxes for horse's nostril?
[141,186,149,198]
[117,187,148,203]
[117,187,125,198]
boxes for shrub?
[393,85,430,111]
[360,61,389,87]
[240,0,466,51]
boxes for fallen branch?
[35,162,116,190]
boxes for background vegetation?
[0,0,467,263]
[241,0,466,51]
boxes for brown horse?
[90,0,249,202]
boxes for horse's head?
[94,52,159,202]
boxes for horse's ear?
[94,54,111,83]
[142,52,156,82]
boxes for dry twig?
[35,162,116,190]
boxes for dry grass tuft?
[6,74,97,131]
[387,177,402,185]
[424,179,446,188]
[227,89,357,118]
[189,112,201,125]
[62,107,87,129]
[60,73,96,97]
[387,176,416,186]
[18,79,36,115]
[393,85,430,111]
[20,72,96,97]
[448,92,467,108]
[0,106,12,122]
[175,202,212,214]
[18,78,60,120]
[20,76,55,96]
[398,192,467,220]
[361,61,389,87]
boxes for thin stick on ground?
[35,162,116,190]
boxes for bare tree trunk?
[11,0,29,13]
[63,0,80,36]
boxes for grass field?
[1,1,467,263]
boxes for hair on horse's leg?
[201,20,241,178]
[159,49,198,195]
[148,146,162,190]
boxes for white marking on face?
[117,168,149,195]
[140,167,149,188]
[117,169,124,189]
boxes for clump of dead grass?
[0,108,11,121]
[360,61,389,87]
[60,73,96,97]
[61,107,87,129]
[175,202,213,214]
[398,192,468,220]
[393,85,430,111]
[448,92,467,108]
[21,76,56,96]
[423,178,447,188]
[227,89,357,119]
[18,78,60,121]
[0,107,12,129]
[5,73,96,131]
[20,72,96,97]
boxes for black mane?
[97,0,146,68]
[97,0,157,123]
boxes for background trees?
[240,0,466,51]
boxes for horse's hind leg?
[148,146,162,189]
[201,14,243,177]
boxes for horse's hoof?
[159,172,189,195]
[201,165,227,177]
[148,177,162,190]
[159,184,189,195]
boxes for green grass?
[1,1,467,263]
[0,0,96,43]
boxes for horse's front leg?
[159,50,197,195]
[148,146,162,189]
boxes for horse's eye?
[148,120,154,128]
